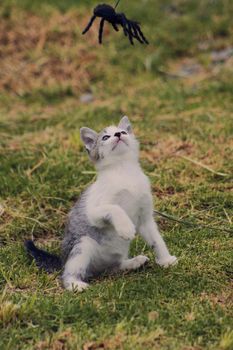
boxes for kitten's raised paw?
[117,219,135,240]
[156,255,178,268]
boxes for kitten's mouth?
[112,139,128,151]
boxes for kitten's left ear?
[118,115,132,134]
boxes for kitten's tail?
[24,240,62,273]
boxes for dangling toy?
[82,0,149,45]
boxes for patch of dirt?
[0,8,100,96]
[164,53,233,85]
[83,328,165,350]
[83,342,107,350]
[211,47,233,63]
[2,126,68,150]
[141,137,195,163]
[36,329,74,350]
[200,289,233,309]
[153,186,176,199]
[160,58,209,85]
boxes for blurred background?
[1,0,232,100]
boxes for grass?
[0,0,233,349]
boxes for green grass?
[0,0,233,349]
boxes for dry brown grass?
[0,8,100,96]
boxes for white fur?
[120,255,149,270]
[86,159,177,265]
[63,116,177,291]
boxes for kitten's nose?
[114,132,121,138]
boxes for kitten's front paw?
[134,255,149,268]
[156,255,178,268]
[117,219,135,240]
[63,276,89,292]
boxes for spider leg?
[82,15,96,35]
[121,15,134,45]
[111,22,119,31]
[116,14,129,38]
[126,22,135,45]
[134,22,149,44]
[131,21,144,44]
[99,18,105,44]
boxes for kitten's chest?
[113,178,142,203]
[113,188,139,218]
[109,174,149,220]
[90,166,151,221]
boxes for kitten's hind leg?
[138,196,177,268]
[62,237,96,292]
[139,218,177,267]
[120,255,149,271]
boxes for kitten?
[25,116,177,291]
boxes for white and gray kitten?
[25,116,177,291]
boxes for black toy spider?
[82,3,149,45]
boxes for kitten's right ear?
[118,116,132,134]
[80,127,98,152]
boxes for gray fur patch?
[61,188,104,263]
[88,129,109,162]
[61,186,127,280]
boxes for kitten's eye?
[102,135,110,141]
[121,131,127,135]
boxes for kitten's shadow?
[91,260,152,283]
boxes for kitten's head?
[80,116,139,169]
